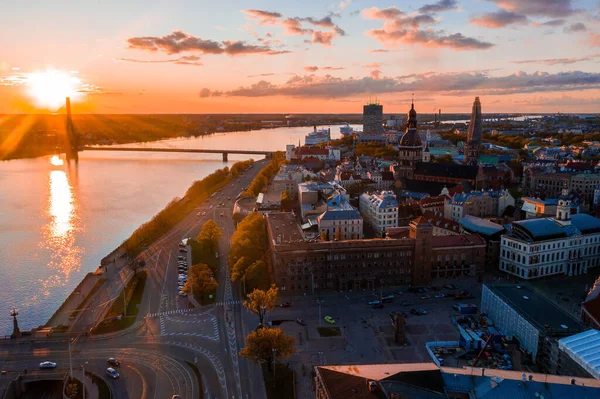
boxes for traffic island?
[91,271,147,335]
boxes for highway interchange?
[0,158,269,399]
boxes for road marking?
[214,300,242,307]
[158,251,173,314]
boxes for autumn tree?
[320,231,329,241]
[197,219,222,255]
[183,263,218,301]
[229,212,267,281]
[432,154,455,164]
[243,284,279,327]
[334,226,342,241]
[240,328,296,372]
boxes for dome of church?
[399,130,422,147]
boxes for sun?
[26,70,82,110]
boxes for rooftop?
[414,162,480,180]
[459,215,505,237]
[558,329,600,380]
[484,284,584,335]
[318,209,362,221]
[316,362,600,399]
[509,214,600,242]
[432,233,486,248]
[266,212,304,245]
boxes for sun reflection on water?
[39,169,82,298]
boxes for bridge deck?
[81,147,272,155]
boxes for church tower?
[397,99,422,179]
[422,130,431,163]
[464,97,482,165]
[556,188,572,224]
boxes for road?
[1,159,269,399]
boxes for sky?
[1,0,600,114]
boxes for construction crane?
[473,334,495,367]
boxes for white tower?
[556,188,571,224]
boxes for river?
[0,124,359,335]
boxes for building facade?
[317,209,363,240]
[499,194,600,280]
[396,102,422,179]
[363,103,383,135]
[444,189,514,222]
[359,191,399,235]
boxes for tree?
[183,263,218,301]
[229,212,267,280]
[240,328,296,372]
[320,231,329,241]
[197,219,222,255]
[243,284,279,327]
[432,154,455,164]
[334,226,342,241]
[245,260,270,290]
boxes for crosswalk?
[214,300,242,307]
[146,308,196,318]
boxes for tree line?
[242,152,286,197]
[121,160,252,257]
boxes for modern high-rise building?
[362,102,383,135]
[464,97,482,165]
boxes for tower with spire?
[397,96,422,179]
[422,130,431,162]
[464,97,482,165]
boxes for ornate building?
[396,101,422,179]
[464,97,482,165]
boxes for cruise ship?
[304,126,331,146]
[339,123,354,136]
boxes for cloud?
[247,73,277,77]
[367,49,393,53]
[339,0,351,9]
[126,30,289,56]
[470,10,528,28]
[534,19,565,27]
[198,70,600,98]
[418,0,458,14]
[485,0,575,18]
[364,6,493,50]
[322,66,346,70]
[590,32,600,47]
[370,69,382,79]
[510,54,600,65]
[116,55,204,66]
[304,66,319,72]
[514,95,600,107]
[367,28,494,50]
[563,22,587,33]
[243,9,345,46]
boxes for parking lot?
[269,277,483,399]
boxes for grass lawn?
[263,363,295,399]
[85,370,110,399]
[92,271,147,335]
[190,239,219,272]
[317,327,341,337]
[185,361,205,399]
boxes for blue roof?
[318,209,362,221]
[571,214,600,234]
[460,215,504,236]
[512,218,569,240]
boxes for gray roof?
[559,329,600,379]
[460,215,504,237]
[484,284,583,335]
[318,209,362,221]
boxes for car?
[106,367,119,379]
[372,303,384,309]
[179,248,187,253]
[444,284,457,290]
[107,358,120,367]
[220,212,224,217]
[417,309,428,315]
[435,293,445,299]
[227,196,231,200]
[296,318,307,326]
[178,291,187,297]
[431,286,441,291]
[395,290,404,295]
[178,256,185,261]
[421,295,430,300]
[400,300,413,306]
[324,316,335,324]
[410,308,418,315]
[202,212,206,216]
[367,300,381,306]
[172,396,181,399]
[39,361,56,369]
[382,294,395,303]
[280,301,292,308]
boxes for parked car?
[178,291,187,297]
[39,361,56,369]
[421,295,430,300]
[444,284,457,290]
[280,302,292,308]
[107,358,120,367]
[296,318,307,326]
[179,248,187,253]
[172,396,181,399]
[382,295,395,303]
[178,256,185,261]
[416,309,428,315]
[395,290,404,295]
[368,300,381,306]
[435,293,445,299]
[400,301,413,306]
[324,316,335,324]
[106,368,119,379]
